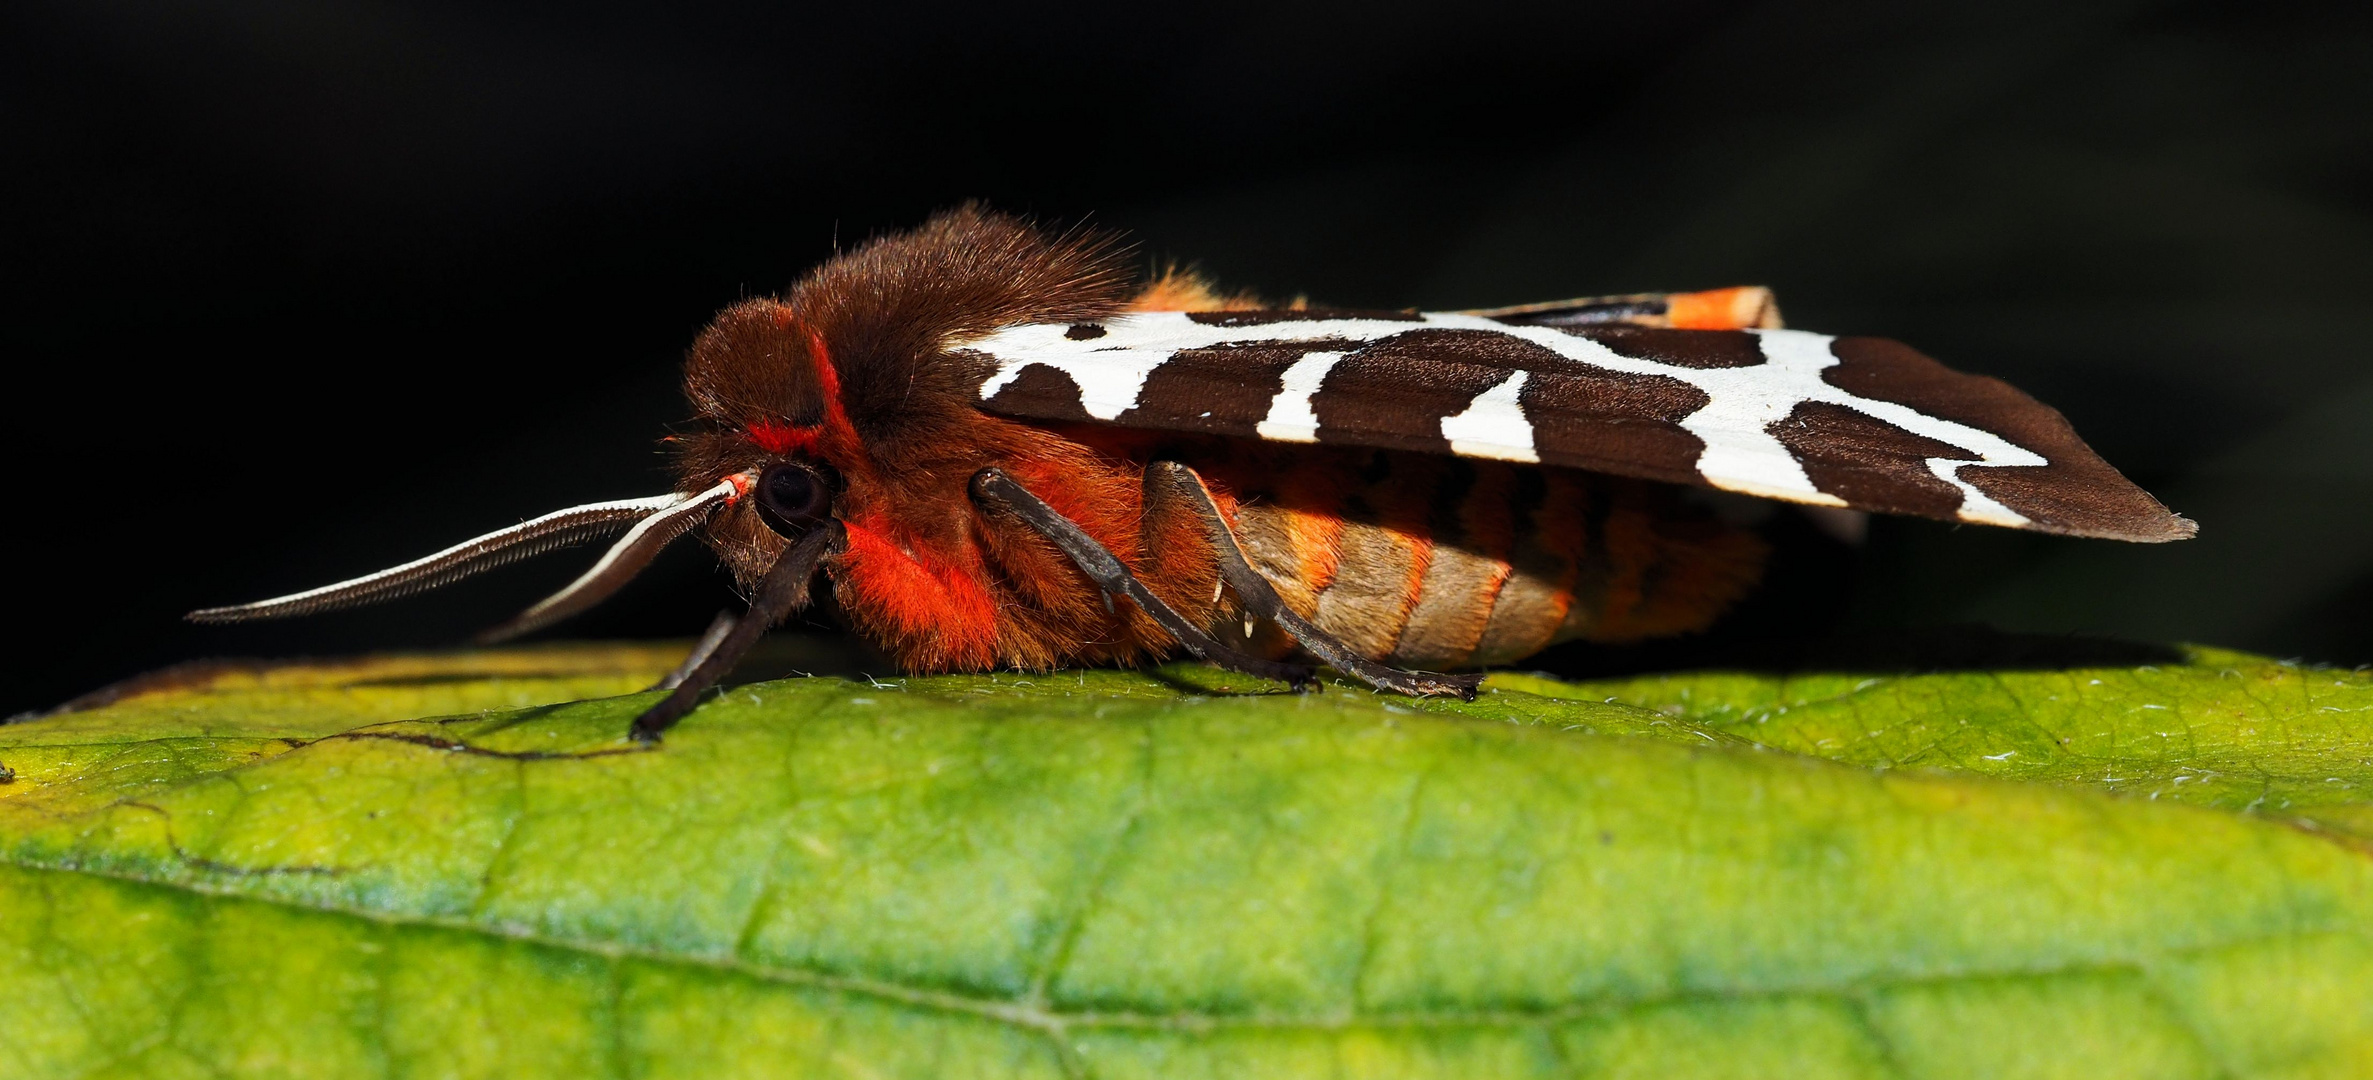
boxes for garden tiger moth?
[190,205,2192,741]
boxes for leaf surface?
[3,642,2371,1078]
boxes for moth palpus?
[190,206,2195,742]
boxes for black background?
[6,0,2369,714]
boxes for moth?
[191,206,2193,742]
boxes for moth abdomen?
[1194,445,1767,672]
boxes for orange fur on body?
[671,207,1766,676]
[1128,267,1294,314]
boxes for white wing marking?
[972,322,1177,421]
[1254,351,1342,443]
[962,312,2044,525]
[1664,330,1845,506]
[1440,370,1538,463]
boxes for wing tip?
[2037,507,2197,544]
[2129,511,2200,544]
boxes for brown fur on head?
[679,205,1133,462]
[674,206,1133,576]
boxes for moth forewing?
[959,313,2192,543]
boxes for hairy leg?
[1146,461,1482,700]
[628,523,843,743]
[654,609,739,692]
[970,467,1314,688]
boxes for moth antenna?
[476,475,749,644]
[186,493,688,624]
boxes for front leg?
[969,468,1314,689]
[627,522,844,743]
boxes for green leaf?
[4,641,2372,1078]
[1490,645,2373,843]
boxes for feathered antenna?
[186,491,695,624]
[476,476,748,643]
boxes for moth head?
[665,290,869,590]
[679,450,842,589]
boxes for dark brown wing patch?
[1772,401,1973,520]
[1311,335,1516,455]
[1520,369,1708,483]
[1583,327,1768,369]
[981,363,1095,423]
[1117,342,1342,438]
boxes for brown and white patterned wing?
[954,310,2194,543]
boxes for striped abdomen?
[1207,449,1769,669]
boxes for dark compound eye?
[753,462,832,536]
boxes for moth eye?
[754,462,832,536]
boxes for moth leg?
[1147,461,1483,701]
[627,522,843,744]
[969,468,1315,689]
[653,609,739,692]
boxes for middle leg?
[969,467,1314,688]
